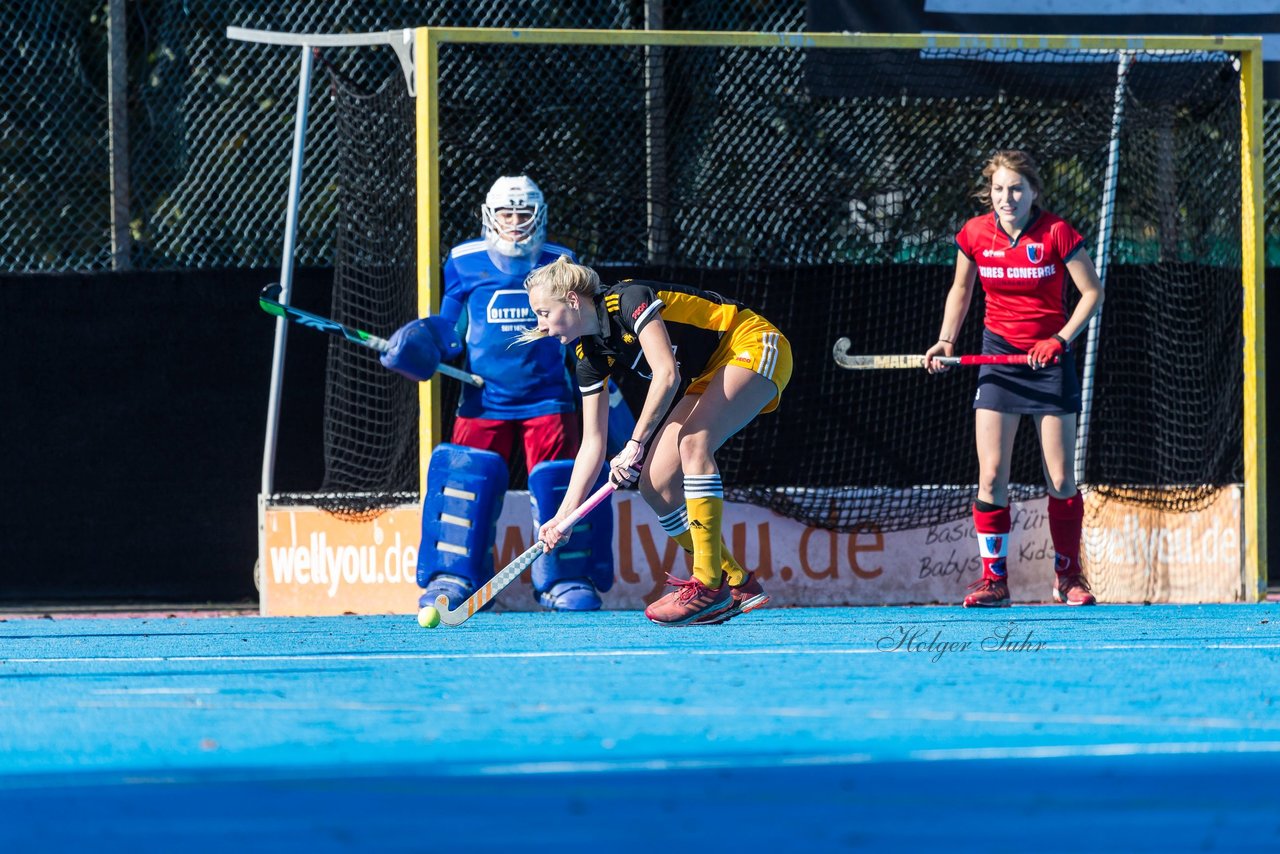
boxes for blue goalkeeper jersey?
[442,239,577,420]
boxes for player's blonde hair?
[515,255,601,345]
[976,149,1046,211]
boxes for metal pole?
[261,46,314,496]
[107,0,131,270]
[644,0,668,264]
[1075,50,1131,485]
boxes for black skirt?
[972,328,1081,415]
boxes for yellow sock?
[685,495,723,587]
[672,531,744,586]
[672,529,694,554]
[720,545,746,587]
[661,501,739,586]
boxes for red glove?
[1027,335,1066,368]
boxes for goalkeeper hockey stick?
[434,479,618,627]
[258,285,483,387]
[832,337,1056,369]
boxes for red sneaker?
[645,574,733,626]
[1054,572,1096,606]
[694,572,769,625]
[1052,554,1096,605]
[963,576,1010,608]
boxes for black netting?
[0,1,110,269]
[2,3,1277,274]
[317,42,1242,530]
[317,57,419,515]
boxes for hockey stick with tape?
[259,284,483,387]
[832,337,1057,370]
[433,479,617,627]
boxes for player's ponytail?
[515,256,602,345]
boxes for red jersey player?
[925,149,1104,608]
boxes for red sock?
[973,503,1010,580]
[1048,492,1084,574]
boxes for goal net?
[290,30,1259,584]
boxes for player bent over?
[381,176,626,613]
[522,257,792,626]
[924,149,1103,607]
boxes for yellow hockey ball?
[417,605,441,629]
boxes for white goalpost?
[228,27,415,498]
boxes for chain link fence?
[1,2,111,269]
[0,0,803,272]
[0,2,1274,272]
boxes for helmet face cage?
[482,176,548,259]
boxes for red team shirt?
[955,210,1084,351]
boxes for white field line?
[5,639,1280,665]
[469,741,1280,776]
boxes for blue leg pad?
[538,579,603,611]
[418,443,508,591]
[419,574,473,610]
[528,461,615,596]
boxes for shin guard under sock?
[658,504,745,586]
[973,502,1010,580]
[684,474,724,587]
[1048,492,1084,574]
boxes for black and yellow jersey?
[574,280,745,399]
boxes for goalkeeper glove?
[381,318,445,381]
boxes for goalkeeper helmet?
[482,175,547,259]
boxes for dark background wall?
[0,269,331,604]
[0,268,1276,603]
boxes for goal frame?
[228,26,1266,599]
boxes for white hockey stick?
[832,337,1052,369]
[434,479,617,626]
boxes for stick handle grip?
[437,363,485,387]
[434,479,617,626]
[551,480,617,535]
[949,354,1055,366]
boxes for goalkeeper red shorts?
[451,412,580,468]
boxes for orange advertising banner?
[259,506,423,616]
[1082,486,1244,602]
[258,486,1245,616]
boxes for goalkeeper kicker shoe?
[645,574,733,626]
[538,578,603,612]
[420,573,474,611]
[693,572,770,625]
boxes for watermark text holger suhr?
[877,622,1046,662]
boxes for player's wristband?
[1053,334,1068,348]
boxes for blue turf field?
[2,605,1278,851]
